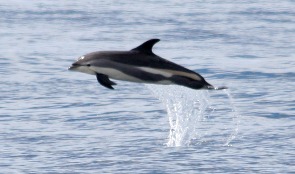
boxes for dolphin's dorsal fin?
[131,39,160,55]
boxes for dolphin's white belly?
[91,67,143,82]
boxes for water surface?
[1,0,294,173]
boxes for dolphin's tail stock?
[203,81,228,90]
[170,75,227,90]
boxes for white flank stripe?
[139,67,202,81]
[138,67,173,77]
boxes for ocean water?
[1,0,294,173]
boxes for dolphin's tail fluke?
[206,85,228,90]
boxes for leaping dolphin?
[68,39,227,90]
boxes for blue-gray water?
[1,0,294,173]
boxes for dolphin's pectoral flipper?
[96,73,117,90]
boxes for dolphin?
[68,39,227,90]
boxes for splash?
[147,85,240,147]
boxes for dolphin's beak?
[68,63,80,71]
[68,65,76,71]
[68,63,96,75]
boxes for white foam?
[147,85,240,147]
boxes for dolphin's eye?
[87,64,91,67]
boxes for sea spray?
[147,85,240,147]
